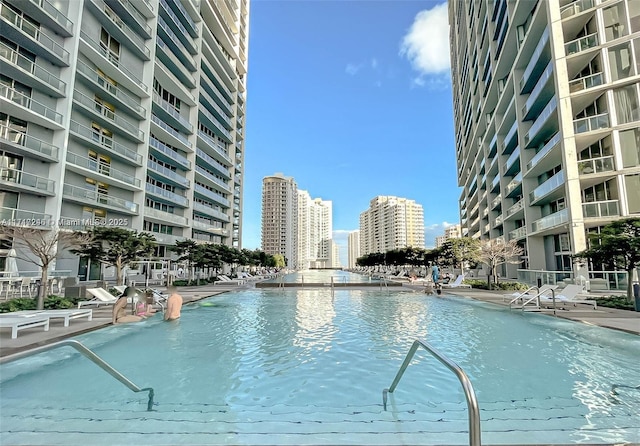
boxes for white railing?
[569,72,603,93]
[0,85,63,123]
[66,152,140,187]
[0,42,65,93]
[69,120,142,165]
[531,208,569,232]
[0,124,58,159]
[0,167,55,193]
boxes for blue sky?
[242,1,457,262]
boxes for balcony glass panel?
[73,90,143,140]
[63,183,138,213]
[527,132,561,171]
[147,159,190,188]
[561,0,596,19]
[195,165,230,190]
[145,182,188,207]
[0,206,52,226]
[144,206,188,226]
[582,200,620,218]
[522,61,553,117]
[531,209,569,232]
[69,120,142,165]
[151,114,191,148]
[509,226,527,240]
[149,136,190,168]
[520,28,549,92]
[573,113,609,134]
[569,72,604,93]
[0,85,63,123]
[505,172,523,195]
[530,170,565,203]
[506,199,524,217]
[0,123,58,159]
[152,92,192,131]
[28,0,73,34]
[524,96,557,146]
[92,0,149,57]
[578,155,615,174]
[0,167,55,193]
[565,32,599,55]
[0,42,65,93]
[194,184,229,207]
[66,152,140,187]
[76,60,144,115]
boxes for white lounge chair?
[8,309,93,327]
[506,284,558,304]
[539,284,597,309]
[441,275,471,288]
[77,288,119,308]
[0,315,50,339]
[214,275,245,285]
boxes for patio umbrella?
[5,249,18,277]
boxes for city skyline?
[242,1,458,258]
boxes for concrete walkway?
[1,281,638,360]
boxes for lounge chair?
[505,284,558,304]
[214,275,246,285]
[77,288,119,308]
[539,284,597,309]
[0,315,50,339]
[7,309,93,327]
[441,275,471,288]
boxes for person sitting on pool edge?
[164,284,183,321]
[112,286,144,324]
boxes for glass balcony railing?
[505,172,523,195]
[147,159,190,188]
[69,120,142,165]
[561,0,596,19]
[530,170,565,203]
[506,199,524,217]
[504,146,520,172]
[168,0,198,36]
[0,85,63,124]
[527,132,561,171]
[92,0,150,58]
[509,226,527,240]
[144,206,188,226]
[194,184,230,206]
[151,114,192,148]
[573,113,609,134]
[114,0,152,36]
[145,182,188,207]
[149,136,191,169]
[73,90,144,140]
[0,167,55,193]
[28,0,73,34]
[0,42,66,93]
[491,175,500,191]
[494,215,503,227]
[66,152,141,187]
[195,166,231,191]
[532,208,569,232]
[159,0,196,53]
[569,72,603,93]
[522,61,553,117]
[578,155,615,174]
[193,202,230,221]
[157,16,195,70]
[196,149,231,177]
[0,206,52,226]
[524,96,557,146]
[63,183,138,213]
[76,60,144,115]
[565,32,599,56]
[156,37,196,88]
[491,194,502,209]
[520,28,549,92]
[200,85,233,126]
[0,123,58,159]
[199,106,232,142]
[152,92,193,131]
[582,200,620,218]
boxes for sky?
[242,0,457,264]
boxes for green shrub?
[172,280,189,286]
[0,295,84,313]
[463,279,528,291]
[594,295,635,311]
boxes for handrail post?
[383,339,481,446]
[0,339,155,411]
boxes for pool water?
[1,281,639,445]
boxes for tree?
[575,218,640,309]
[440,237,480,276]
[0,225,90,309]
[478,238,524,289]
[169,239,199,282]
[72,227,157,286]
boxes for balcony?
[490,174,500,192]
[0,85,63,131]
[531,208,569,233]
[194,184,229,207]
[73,90,144,142]
[146,232,186,245]
[159,0,197,54]
[193,202,230,222]
[165,0,198,37]
[66,151,141,189]
[155,37,196,89]
[199,106,232,143]
[560,0,596,19]
[152,92,193,133]
[565,32,599,56]
[491,194,502,210]
[509,226,527,240]
[524,96,558,148]
[526,132,561,173]
[0,2,70,66]
[145,182,189,207]
[195,166,232,192]
[582,200,620,218]
[0,167,55,195]
[506,199,524,219]
[147,159,190,188]
[505,172,523,198]
[199,83,233,128]
[502,121,518,154]
[0,123,58,161]
[569,72,603,93]
[157,16,196,71]
[573,112,609,134]
[530,170,565,204]
[76,59,145,118]
[520,28,550,93]
[144,206,189,226]
[0,41,65,97]
[0,206,53,227]
[105,0,153,38]
[69,120,142,166]
[149,136,191,169]
[192,219,228,235]
[27,0,73,36]
[89,0,150,59]
[494,215,503,227]
[63,184,139,214]
[522,61,554,120]
[151,114,192,151]
[578,154,615,175]
[504,146,520,175]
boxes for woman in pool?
[112,286,144,324]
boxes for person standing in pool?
[431,263,440,284]
[164,285,183,321]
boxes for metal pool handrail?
[0,339,155,411]
[382,339,481,446]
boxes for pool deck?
[1,281,638,359]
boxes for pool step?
[2,397,638,445]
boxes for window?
[613,85,639,124]
[608,43,633,81]
[625,174,640,213]
[100,28,120,64]
[91,122,113,147]
[619,128,640,167]
[96,68,117,94]
[88,150,111,176]
[582,180,616,203]
[0,113,27,144]
[94,96,115,120]
[1,74,31,106]
[603,4,627,42]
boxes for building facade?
[359,196,425,256]
[347,230,360,269]
[261,173,298,269]
[435,223,463,248]
[449,0,640,279]
[0,0,249,277]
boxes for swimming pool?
[1,281,638,445]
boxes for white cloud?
[400,3,451,87]
[345,63,362,75]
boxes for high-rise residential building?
[328,239,341,268]
[0,0,249,277]
[296,191,332,269]
[262,173,298,269]
[347,230,360,269]
[359,196,425,255]
[449,0,640,280]
[435,224,462,248]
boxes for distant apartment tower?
[359,196,425,255]
[297,191,332,269]
[435,224,462,248]
[348,230,360,269]
[262,173,297,268]
[328,239,341,268]
[449,0,640,278]
[0,0,249,277]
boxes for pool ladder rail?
[383,339,481,446]
[0,339,155,411]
